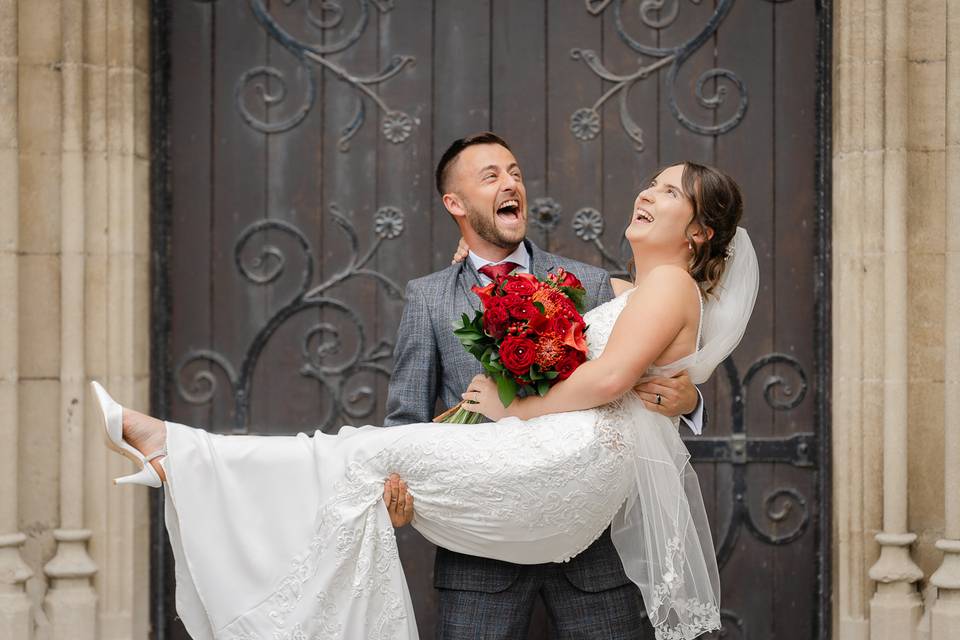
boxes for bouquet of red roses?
[435,268,590,423]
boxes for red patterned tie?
[478,261,521,282]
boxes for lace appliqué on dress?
[648,535,721,640]
[221,461,408,640]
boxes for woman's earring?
[688,241,693,252]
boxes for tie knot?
[478,261,521,282]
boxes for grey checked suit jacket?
[384,239,634,593]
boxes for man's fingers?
[635,380,674,395]
[641,398,668,414]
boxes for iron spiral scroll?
[174,208,406,433]
[571,0,754,151]
[230,0,418,149]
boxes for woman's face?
[625,164,695,252]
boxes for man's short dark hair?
[435,132,512,196]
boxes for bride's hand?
[451,237,470,264]
[461,374,508,420]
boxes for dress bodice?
[583,290,636,361]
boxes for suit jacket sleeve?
[596,272,615,305]
[384,280,438,427]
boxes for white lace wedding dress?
[162,229,760,640]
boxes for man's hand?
[383,473,414,528]
[634,371,697,417]
[451,237,469,264]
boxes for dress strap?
[696,288,705,350]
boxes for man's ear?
[442,192,465,219]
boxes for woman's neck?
[629,248,688,284]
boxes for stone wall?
[0,2,151,639]
[832,0,960,638]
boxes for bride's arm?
[463,265,695,421]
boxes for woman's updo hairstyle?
[677,162,743,296]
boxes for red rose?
[482,300,511,338]
[502,274,538,296]
[554,349,585,380]
[549,268,583,290]
[509,300,541,322]
[499,293,524,309]
[499,336,537,376]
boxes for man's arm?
[384,281,439,427]
[382,280,440,527]
[634,372,705,434]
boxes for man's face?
[447,143,527,249]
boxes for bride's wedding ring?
[655,393,662,405]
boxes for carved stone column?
[867,0,924,636]
[0,1,35,638]
[930,3,960,638]
[41,2,98,639]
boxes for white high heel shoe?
[90,381,165,487]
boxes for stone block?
[18,254,60,378]
[907,254,945,379]
[133,70,149,160]
[906,377,945,523]
[133,157,149,257]
[84,254,107,378]
[84,0,107,67]
[908,60,946,151]
[17,0,60,64]
[862,152,884,254]
[0,148,17,250]
[908,0,946,63]
[906,149,946,254]
[18,63,60,153]
[106,68,134,155]
[83,66,107,153]
[18,150,60,254]
[134,0,150,74]
[106,0,133,68]
[83,152,107,256]
[133,255,149,378]
[0,253,16,375]
[18,378,60,542]
[0,59,17,149]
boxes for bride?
[93,162,757,640]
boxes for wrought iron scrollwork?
[175,206,406,433]
[710,354,813,568]
[571,0,747,151]
[237,0,418,149]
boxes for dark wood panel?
[158,2,828,638]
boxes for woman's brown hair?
[630,162,743,295]
[677,162,743,295]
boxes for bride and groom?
[94,132,758,640]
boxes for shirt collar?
[468,243,530,277]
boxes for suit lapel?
[527,239,560,279]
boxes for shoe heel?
[114,465,162,488]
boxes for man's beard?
[463,201,525,250]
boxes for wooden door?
[151,1,831,638]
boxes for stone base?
[931,590,960,640]
[0,591,32,640]
[42,580,97,640]
[871,582,924,640]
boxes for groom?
[383,132,703,638]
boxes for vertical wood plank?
[431,0,491,271]
[250,0,327,434]
[547,0,602,264]
[379,1,438,634]
[712,0,776,636]
[211,0,268,433]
